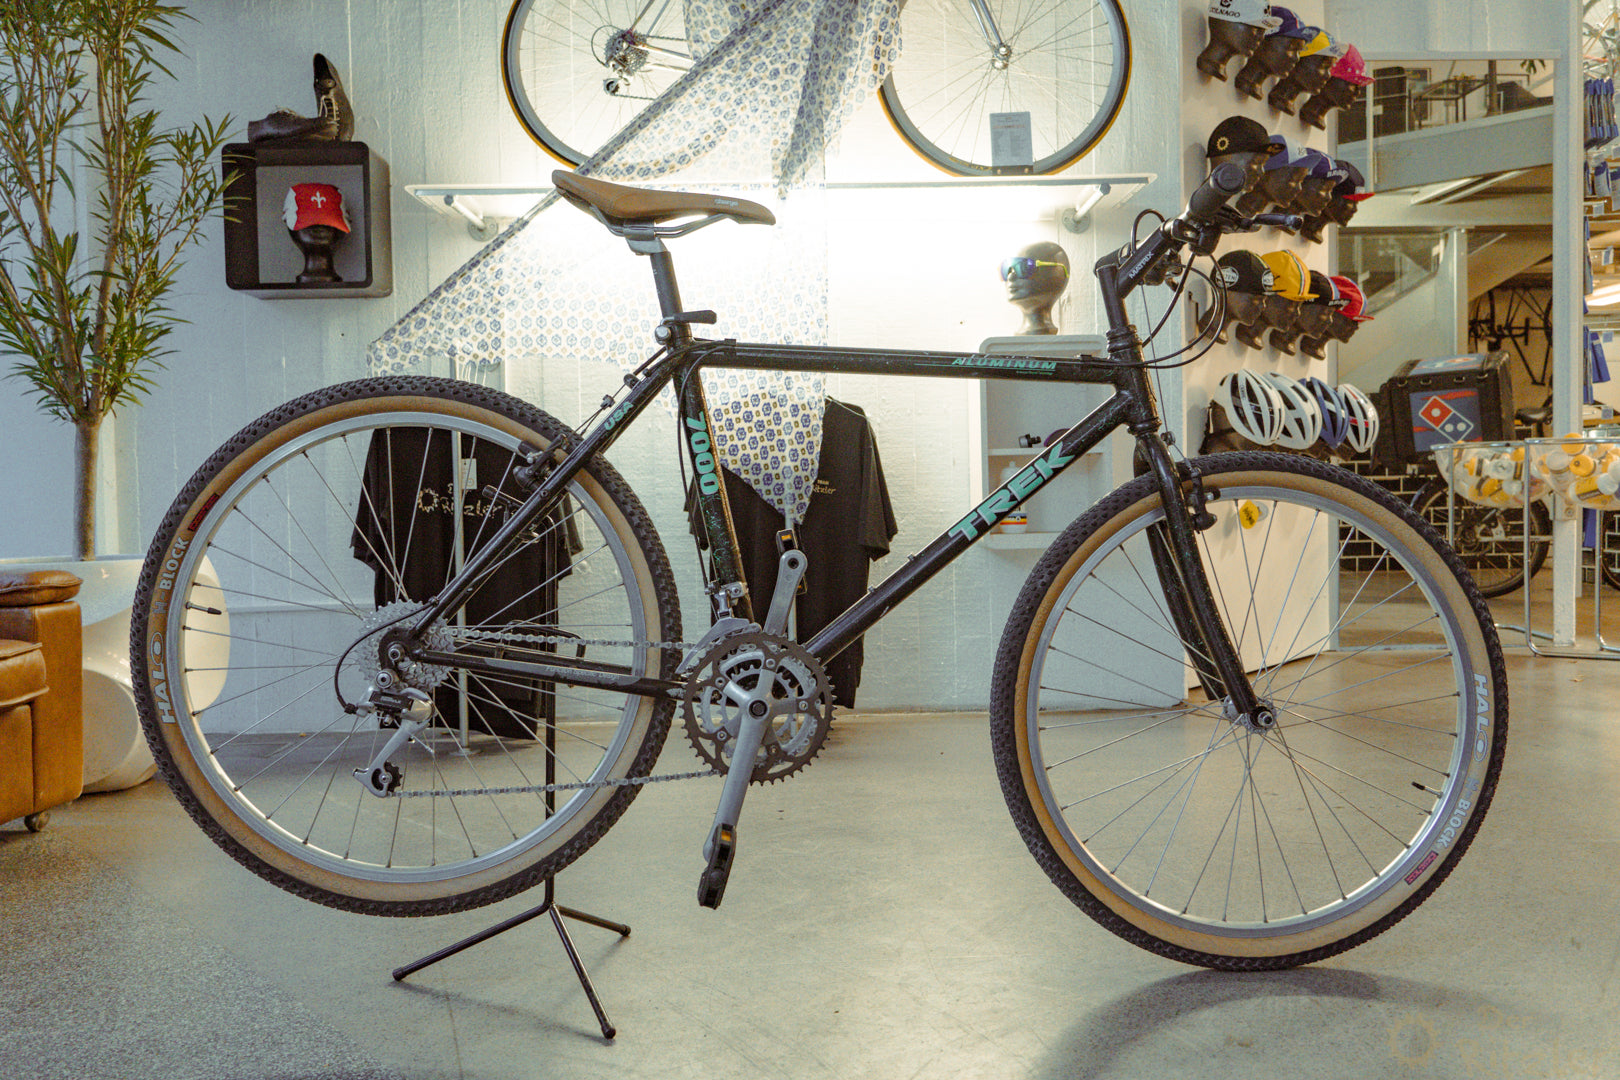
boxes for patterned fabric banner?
[368,0,901,524]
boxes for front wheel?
[132,377,681,916]
[990,452,1507,969]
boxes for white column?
[1551,1,1584,646]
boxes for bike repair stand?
[391,707,629,1040]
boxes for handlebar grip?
[1186,163,1248,221]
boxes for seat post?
[625,233,686,326]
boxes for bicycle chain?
[380,625,721,799]
[388,766,723,799]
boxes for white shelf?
[405,174,1156,237]
[404,184,555,239]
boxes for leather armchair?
[0,570,84,831]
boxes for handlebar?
[1094,169,1310,295]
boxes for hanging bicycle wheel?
[991,452,1506,969]
[1413,480,1550,598]
[880,0,1131,176]
[132,377,681,916]
[501,0,692,166]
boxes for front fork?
[1136,436,1271,728]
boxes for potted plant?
[0,0,229,791]
[0,0,230,559]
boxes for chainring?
[682,630,833,784]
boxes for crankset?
[683,627,833,909]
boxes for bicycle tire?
[990,451,1507,969]
[501,0,691,166]
[1413,479,1550,598]
[131,377,681,916]
[879,0,1131,176]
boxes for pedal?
[697,823,736,908]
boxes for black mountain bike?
[131,164,1507,971]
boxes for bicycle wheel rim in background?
[501,0,690,165]
[879,0,1131,176]
[991,454,1506,968]
[133,379,678,915]
[1414,483,1550,599]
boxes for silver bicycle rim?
[882,0,1129,175]
[503,0,691,165]
[163,410,653,886]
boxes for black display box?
[1374,350,1516,466]
[221,140,391,298]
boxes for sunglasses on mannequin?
[1000,257,1069,281]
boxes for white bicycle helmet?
[1338,382,1379,454]
[1259,371,1323,451]
[1214,369,1285,445]
[1301,375,1348,451]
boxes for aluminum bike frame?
[402,229,1265,722]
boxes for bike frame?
[402,224,1266,722]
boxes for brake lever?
[1216,206,1260,234]
[1250,212,1306,231]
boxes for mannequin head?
[1211,250,1274,350]
[289,224,346,284]
[283,182,351,284]
[1302,159,1367,240]
[1233,9,1308,100]
[1292,272,1338,356]
[1300,44,1373,129]
[1261,293,1302,342]
[1267,40,1340,114]
[1295,302,1338,357]
[1206,116,1286,196]
[1199,19,1267,80]
[1292,151,1347,217]
[1235,139,1309,216]
[1002,241,1070,335]
[1300,76,1361,129]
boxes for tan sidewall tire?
[136,380,676,913]
[998,456,1504,965]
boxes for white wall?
[1328,0,1568,55]
[4,0,1552,708]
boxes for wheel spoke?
[995,455,1503,967]
[136,379,677,915]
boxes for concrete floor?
[4,586,1620,1080]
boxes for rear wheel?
[132,377,680,916]
[501,0,691,166]
[991,452,1506,969]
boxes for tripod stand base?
[392,880,630,1040]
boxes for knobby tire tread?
[132,376,682,917]
[989,451,1508,970]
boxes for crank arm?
[762,549,808,636]
[697,679,785,907]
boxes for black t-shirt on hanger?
[350,427,573,739]
[693,398,897,706]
